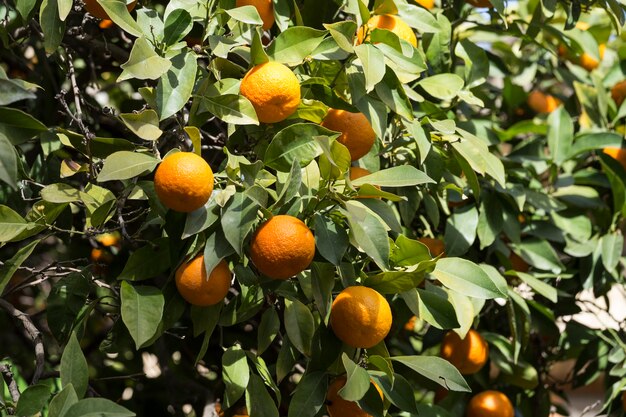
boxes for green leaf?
[431,257,507,299]
[354,44,386,92]
[324,21,357,52]
[390,235,432,267]
[0,238,39,295]
[452,130,505,187]
[284,298,315,356]
[182,198,220,239]
[203,228,235,277]
[511,239,564,273]
[60,332,89,399]
[345,200,390,270]
[567,133,623,159]
[120,281,165,349]
[40,0,65,53]
[351,165,434,187]
[413,286,459,329]
[0,107,47,145]
[547,106,573,166]
[57,0,71,20]
[0,135,17,189]
[16,0,38,20]
[48,384,79,417]
[340,353,371,401]
[47,271,92,343]
[286,371,327,417]
[64,398,136,417]
[245,373,279,417]
[267,27,327,64]
[516,272,557,303]
[258,308,280,354]
[224,5,264,25]
[118,238,170,281]
[313,214,349,266]
[418,74,464,100]
[118,38,172,82]
[119,110,163,141]
[444,206,478,257]
[220,192,259,255]
[369,373,418,414]
[374,67,414,120]
[601,232,623,273]
[365,270,430,295]
[156,50,198,120]
[0,79,37,106]
[198,94,259,125]
[97,0,143,37]
[0,205,30,242]
[392,356,470,392]
[15,384,51,417]
[40,183,83,203]
[163,9,192,46]
[265,124,336,171]
[97,151,159,182]
[191,302,222,338]
[223,346,250,408]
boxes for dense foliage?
[1,0,626,416]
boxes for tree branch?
[0,299,45,384]
[0,364,20,405]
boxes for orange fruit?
[466,391,514,417]
[326,376,381,417]
[321,109,376,161]
[175,256,231,306]
[414,0,435,8]
[240,61,301,124]
[90,248,113,264]
[527,90,560,114]
[404,315,417,331]
[99,19,114,29]
[330,286,392,348]
[357,15,418,47]
[579,44,605,71]
[440,329,489,375]
[249,215,316,280]
[466,0,492,7]
[603,147,626,170]
[236,0,274,30]
[96,232,121,248]
[611,80,626,107]
[84,0,136,20]
[509,251,529,272]
[154,152,214,213]
[417,237,445,257]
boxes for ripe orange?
[236,0,274,30]
[154,152,214,213]
[175,256,231,306]
[404,315,417,331]
[357,15,418,47]
[466,391,514,417]
[611,80,626,107]
[466,0,492,7]
[527,90,560,114]
[249,215,316,280]
[509,251,529,272]
[240,61,301,124]
[326,376,381,417]
[321,109,376,161]
[90,248,113,264]
[96,232,120,248]
[99,19,114,29]
[417,237,445,257]
[603,147,626,170]
[84,0,136,20]
[440,329,489,375]
[414,0,435,8]
[330,286,392,348]
[579,44,605,71]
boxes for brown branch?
[0,299,45,384]
[0,364,20,406]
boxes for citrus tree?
[1,0,626,415]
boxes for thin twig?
[0,299,45,384]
